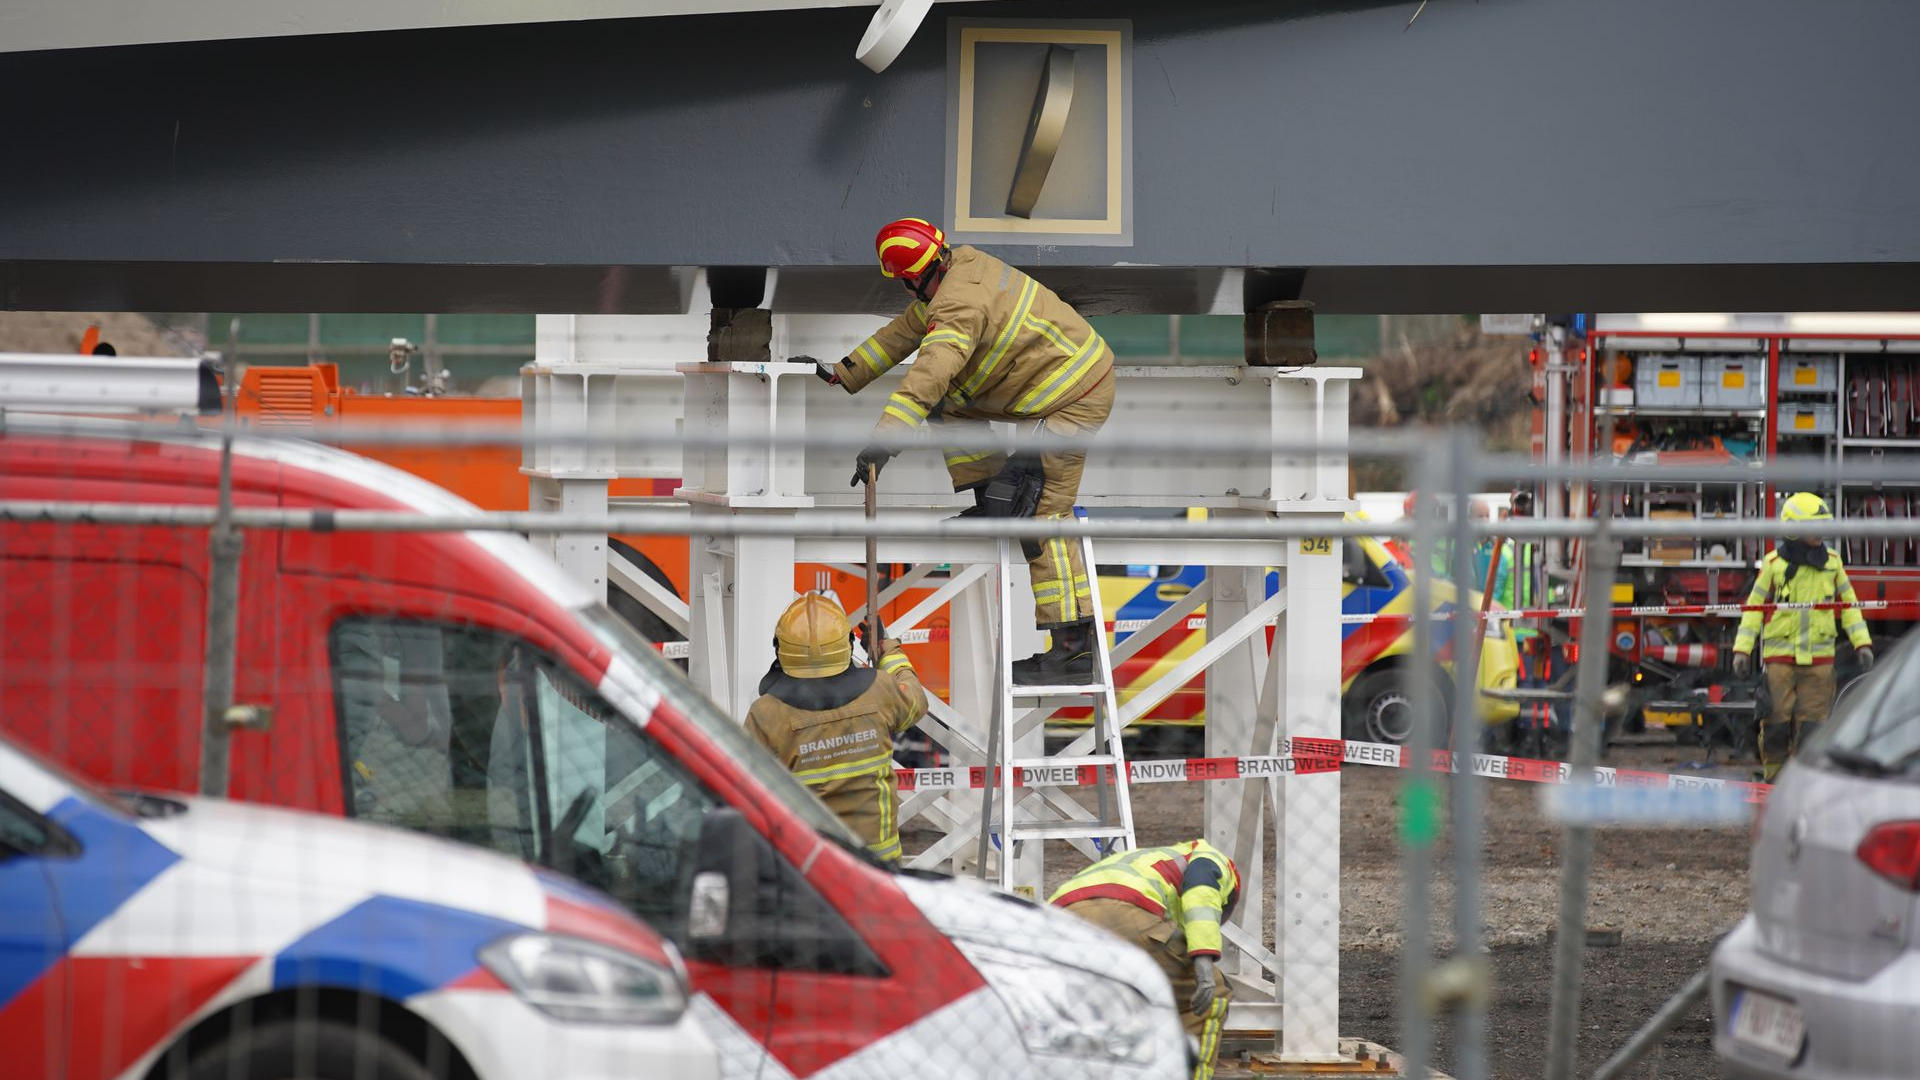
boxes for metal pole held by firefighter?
[865,463,883,656]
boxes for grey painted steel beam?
[5,1,1920,312]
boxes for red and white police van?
[0,415,1188,1080]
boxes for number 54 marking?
[1300,538,1333,556]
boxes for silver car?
[1712,641,1920,1079]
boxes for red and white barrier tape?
[653,598,1916,658]
[1468,598,1913,623]
[889,736,1772,802]
[648,632,1774,800]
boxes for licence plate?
[1731,989,1805,1060]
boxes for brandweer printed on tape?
[892,737,1770,803]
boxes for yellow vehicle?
[1065,520,1519,747]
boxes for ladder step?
[1006,822,1134,841]
[1011,682,1110,698]
[1009,755,1121,771]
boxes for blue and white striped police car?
[0,735,717,1080]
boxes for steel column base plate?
[1216,1039,1452,1078]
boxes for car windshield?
[1805,641,1920,774]
[578,604,869,850]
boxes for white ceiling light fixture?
[856,0,934,72]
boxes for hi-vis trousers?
[935,370,1113,628]
[1760,661,1836,782]
[1063,897,1231,1080]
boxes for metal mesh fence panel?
[4,372,1919,1080]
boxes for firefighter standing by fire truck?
[1732,492,1875,780]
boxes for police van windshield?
[579,604,867,848]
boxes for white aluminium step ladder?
[975,526,1137,890]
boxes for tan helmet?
[776,593,853,678]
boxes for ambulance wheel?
[1343,669,1450,746]
[183,1018,434,1080]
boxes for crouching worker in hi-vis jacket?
[814,217,1114,686]
[1051,839,1240,1080]
[745,594,928,861]
[1731,492,1874,782]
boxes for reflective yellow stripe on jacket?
[793,748,901,861]
[883,392,931,427]
[956,275,1038,404]
[852,338,896,376]
[1048,840,1237,957]
[1012,329,1108,415]
[1734,549,1873,665]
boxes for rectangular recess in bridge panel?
[945,19,1133,247]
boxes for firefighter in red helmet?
[818,218,1114,685]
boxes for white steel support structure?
[526,303,887,640]
[676,360,815,716]
[524,314,690,606]
[524,325,1358,1057]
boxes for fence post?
[1445,433,1490,1080]
[1544,505,1621,1079]
[199,372,243,797]
[1399,451,1447,1080]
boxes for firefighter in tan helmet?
[745,593,928,861]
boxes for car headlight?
[957,940,1161,1065]
[479,933,687,1025]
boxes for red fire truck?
[1527,313,1920,742]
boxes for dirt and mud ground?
[923,736,1753,1078]
[1318,737,1747,1079]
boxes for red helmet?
[875,218,947,281]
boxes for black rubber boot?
[1012,619,1097,686]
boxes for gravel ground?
[931,737,1753,1078]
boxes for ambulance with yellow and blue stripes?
[1062,515,1521,749]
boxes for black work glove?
[1190,956,1218,1016]
[850,446,895,487]
[788,355,843,386]
[1858,646,1876,672]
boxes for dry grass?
[1349,326,1534,491]
[0,312,196,357]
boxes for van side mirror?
[678,809,890,976]
[682,808,769,963]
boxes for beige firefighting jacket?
[834,245,1112,433]
[744,641,928,861]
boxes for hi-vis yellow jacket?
[745,641,927,861]
[1734,548,1872,665]
[833,245,1112,433]
[1049,840,1240,957]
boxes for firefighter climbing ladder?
[977,531,1136,890]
